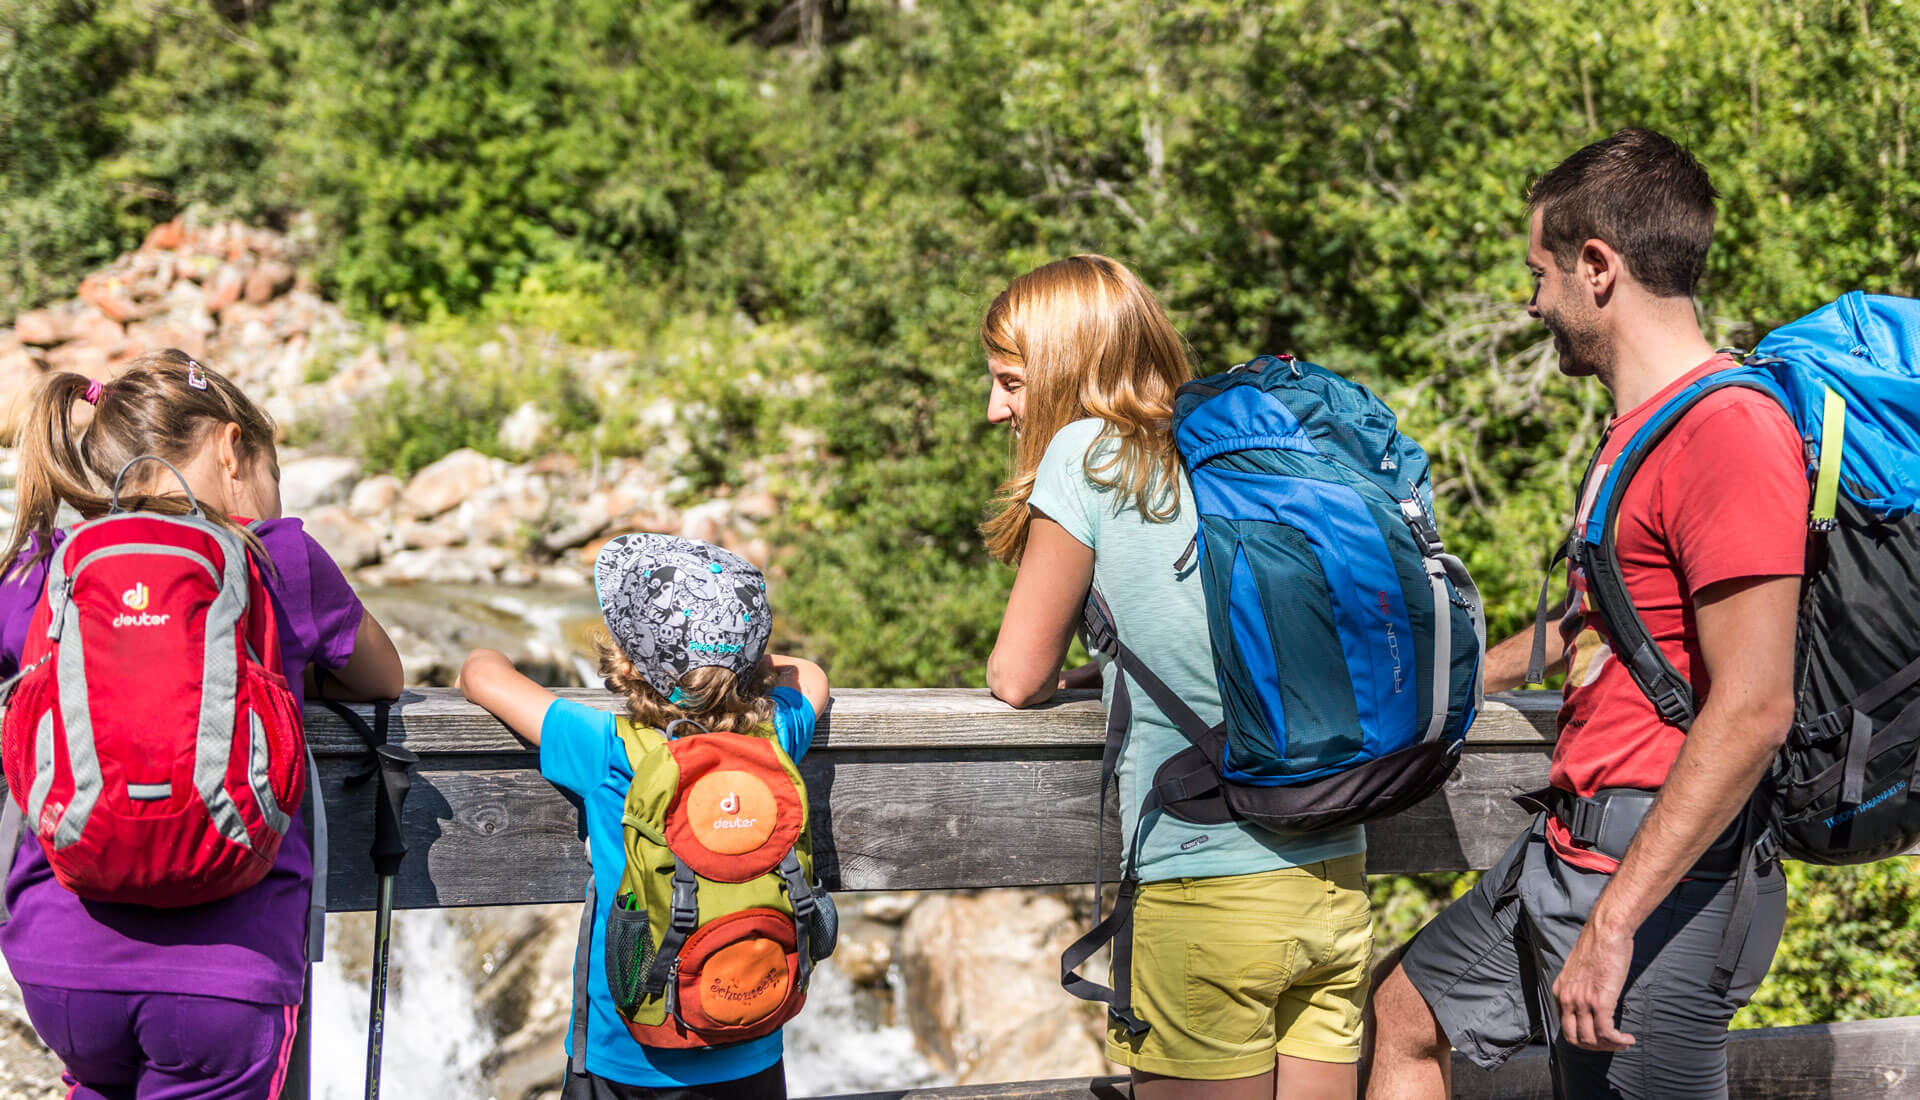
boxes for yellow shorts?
[1106,854,1373,1078]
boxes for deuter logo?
[720,791,739,814]
[36,799,63,839]
[112,582,169,628]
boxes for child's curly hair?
[596,628,777,734]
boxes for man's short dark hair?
[1527,128,1718,298]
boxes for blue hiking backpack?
[1540,293,1920,868]
[1061,354,1487,1034]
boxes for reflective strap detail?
[307,749,327,964]
[194,524,252,849]
[1813,384,1847,526]
[249,712,290,835]
[52,596,100,849]
[570,876,596,1075]
[0,797,22,923]
[1440,552,1487,711]
[127,783,170,801]
[25,712,57,842]
[1421,556,1450,743]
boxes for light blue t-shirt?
[1029,418,1365,881]
[541,687,818,1085]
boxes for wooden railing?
[303,690,1919,1098]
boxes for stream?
[309,583,946,1098]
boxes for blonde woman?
[984,256,1371,1100]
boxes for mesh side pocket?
[810,891,839,961]
[604,896,655,1014]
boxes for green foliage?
[1737,860,1920,1027]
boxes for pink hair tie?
[81,379,103,406]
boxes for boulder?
[402,448,496,519]
[277,456,362,514]
[244,260,297,305]
[13,307,75,347]
[302,506,381,569]
[143,218,186,252]
[204,262,249,313]
[498,400,554,454]
[896,889,1114,1083]
[349,474,405,517]
[44,343,110,378]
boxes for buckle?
[1566,796,1603,846]
[1652,687,1695,727]
[1398,498,1445,556]
[1081,595,1118,656]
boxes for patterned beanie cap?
[593,533,773,698]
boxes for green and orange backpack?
[585,715,836,1052]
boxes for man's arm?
[1553,572,1799,1051]
[1482,592,1570,693]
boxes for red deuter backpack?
[0,458,307,908]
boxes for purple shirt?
[0,518,364,1005]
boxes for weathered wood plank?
[315,691,1555,909]
[303,687,1559,756]
[819,1017,1920,1100]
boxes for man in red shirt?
[1365,129,1804,1099]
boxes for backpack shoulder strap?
[612,716,667,767]
[1577,369,1788,730]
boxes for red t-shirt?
[1547,354,1809,871]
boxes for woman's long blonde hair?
[980,255,1192,565]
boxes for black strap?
[1526,541,1571,686]
[1059,589,1222,1036]
[640,859,699,1001]
[1850,650,1920,721]
[324,698,415,880]
[1709,816,1776,998]
[1058,876,1148,1035]
[777,851,816,988]
[1582,377,1784,730]
[570,875,595,1075]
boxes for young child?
[0,349,403,1098]
[459,532,829,1100]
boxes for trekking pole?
[364,740,417,1100]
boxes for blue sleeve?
[1027,419,1105,550]
[769,686,817,762]
[539,699,615,800]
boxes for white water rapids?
[311,909,944,1098]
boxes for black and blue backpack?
[1538,293,1920,867]
[1062,354,1486,1034]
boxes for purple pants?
[18,983,297,1100]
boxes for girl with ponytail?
[0,350,404,1098]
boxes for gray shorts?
[1398,815,1786,1099]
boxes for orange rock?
[205,263,248,312]
[244,260,296,305]
[142,219,185,252]
[72,311,127,357]
[46,343,111,378]
[0,349,48,444]
[13,309,67,346]
[124,319,208,362]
